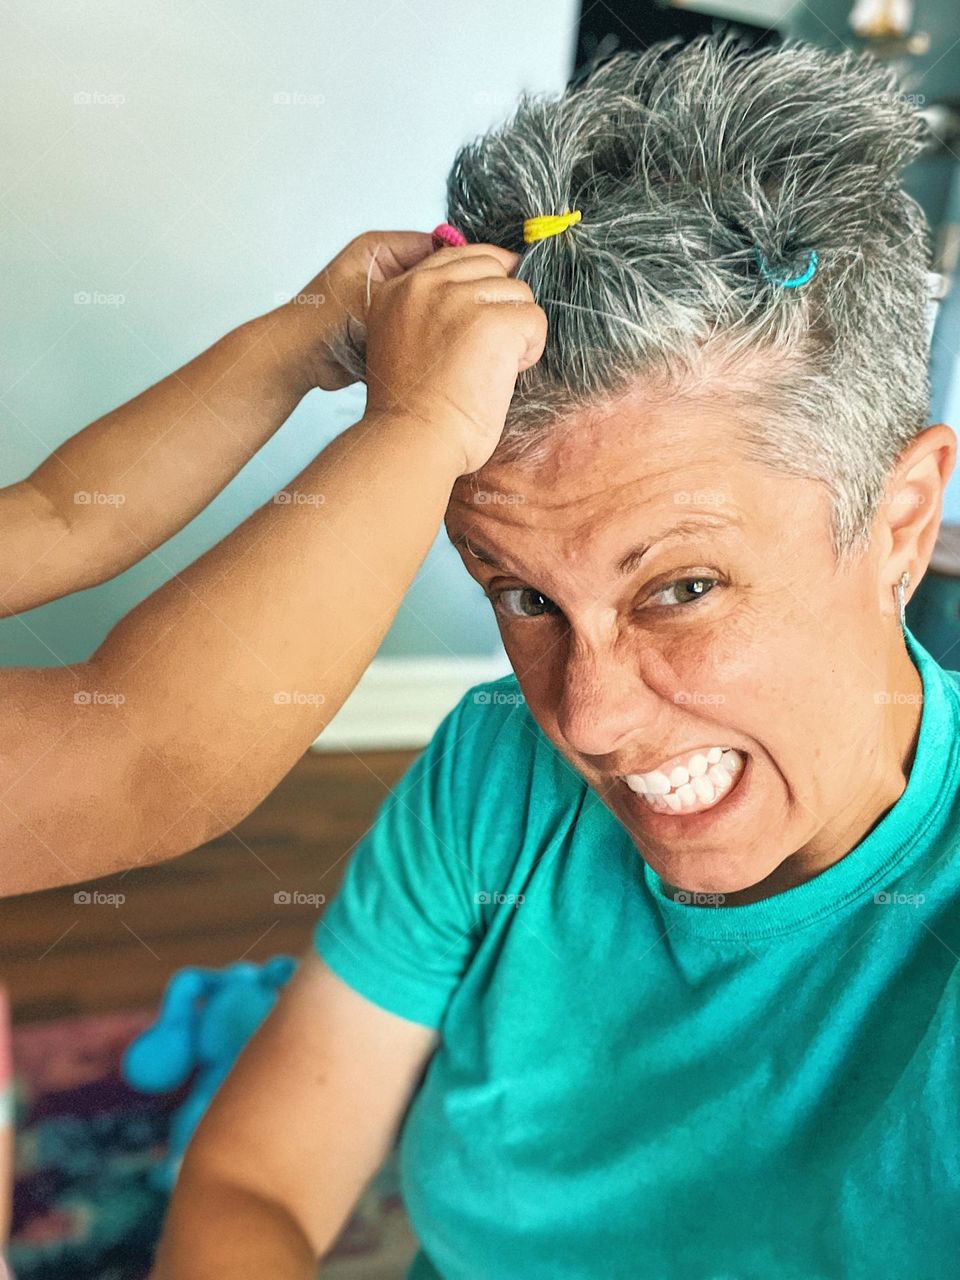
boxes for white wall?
[0,0,578,667]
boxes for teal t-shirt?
[314,624,960,1280]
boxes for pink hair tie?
[431,222,467,250]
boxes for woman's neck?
[712,641,924,908]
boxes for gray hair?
[336,32,934,564]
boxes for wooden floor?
[0,748,419,1024]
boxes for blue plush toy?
[122,956,297,1191]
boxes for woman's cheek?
[500,625,551,678]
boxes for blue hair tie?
[753,246,818,289]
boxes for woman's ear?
[879,422,957,614]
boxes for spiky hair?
[336,32,934,562]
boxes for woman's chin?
[640,844,788,901]
[608,752,790,897]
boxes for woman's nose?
[554,643,663,760]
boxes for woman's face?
[445,384,923,901]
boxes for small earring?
[896,570,910,630]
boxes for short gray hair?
[341,32,934,564]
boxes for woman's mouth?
[618,746,748,817]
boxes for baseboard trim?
[310,654,513,752]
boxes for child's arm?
[0,231,432,616]
[150,952,438,1280]
[0,244,546,896]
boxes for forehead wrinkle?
[447,449,748,579]
[459,457,706,518]
[449,463,708,550]
[449,509,743,579]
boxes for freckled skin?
[445,382,955,904]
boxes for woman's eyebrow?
[450,513,739,575]
[449,532,506,569]
[616,513,741,576]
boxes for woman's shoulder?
[441,672,589,846]
[447,673,548,779]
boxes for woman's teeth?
[621,747,746,815]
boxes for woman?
[153,32,960,1279]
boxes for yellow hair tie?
[523,208,582,244]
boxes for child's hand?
[362,243,548,475]
[283,231,438,392]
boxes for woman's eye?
[489,578,718,618]
[652,577,718,607]
[493,587,561,619]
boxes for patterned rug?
[10,1010,418,1279]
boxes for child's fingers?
[416,243,522,278]
[408,253,525,287]
[446,275,536,306]
[355,230,436,276]
[445,277,546,370]
[357,246,524,322]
